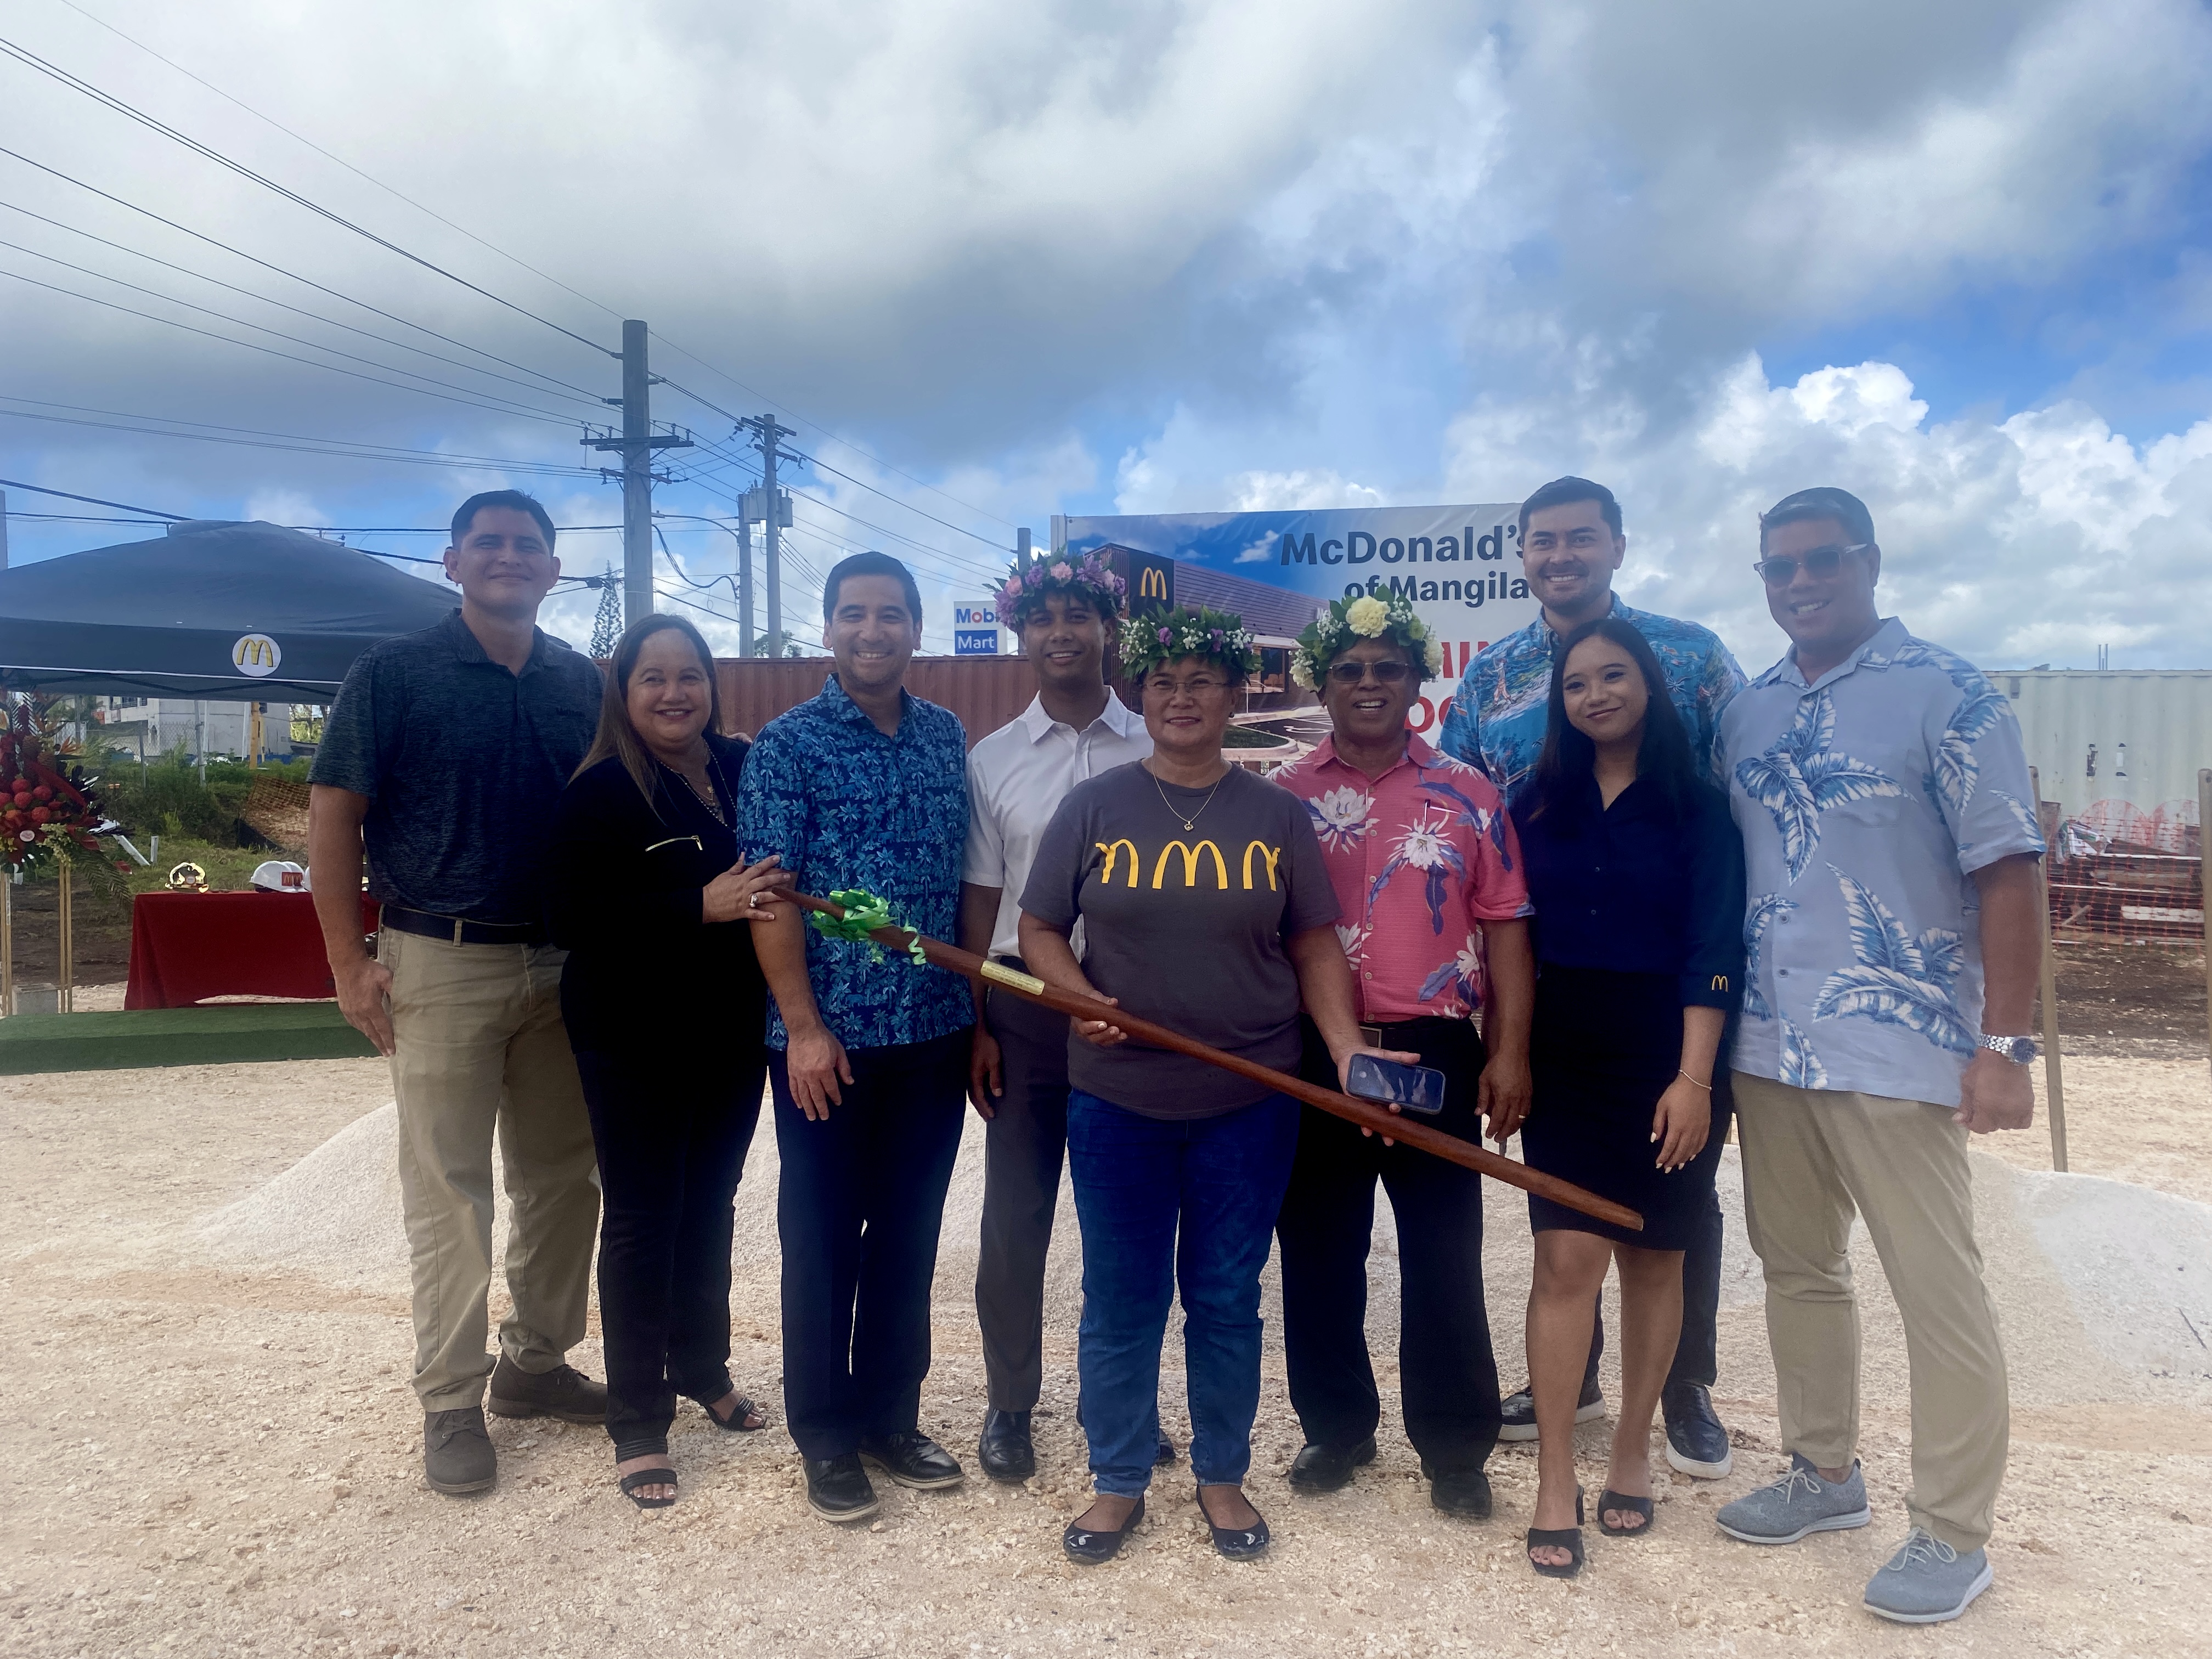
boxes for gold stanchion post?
[2029,766,2067,1172]
[57,851,73,1015]
[1,867,12,1018]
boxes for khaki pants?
[381,928,600,1410]
[1732,1072,2008,1552]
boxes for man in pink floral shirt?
[1270,592,1535,1519]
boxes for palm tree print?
[1779,1018,1829,1087]
[1742,893,1797,1020]
[1735,690,1903,882]
[1810,866,1973,1054]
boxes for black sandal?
[703,1393,766,1433]
[618,1465,679,1510]
[1526,1488,1584,1578]
[1197,1486,1271,1561]
[1064,1495,1145,1565]
[1598,1488,1654,1537]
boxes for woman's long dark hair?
[575,613,725,806]
[1523,616,1695,824]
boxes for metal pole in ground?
[2029,765,2067,1171]
[2200,768,2211,1088]
[57,855,72,1015]
[1,866,12,1017]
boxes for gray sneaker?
[1716,1453,1872,1544]
[1863,1529,1993,1624]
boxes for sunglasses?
[1327,660,1414,685]
[1753,543,1871,585]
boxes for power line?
[0,197,608,408]
[0,240,584,422]
[0,32,613,356]
[0,473,181,516]
[0,145,602,397]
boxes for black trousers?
[1573,1096,1730,1392]
[1276,1016,1502,1475]
[771,1027,971,1460]
[575,1043,765,1459]
[974,981,1070,1413]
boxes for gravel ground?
[2,1054,2208,1658]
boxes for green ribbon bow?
[807,887,930,968]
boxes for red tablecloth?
[125,891,380,1009]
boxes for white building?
[91,697,294,763]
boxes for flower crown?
[1290,591,1442,690]
[1118,605,1262,683]
[994,548,1126,628]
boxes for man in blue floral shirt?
[1438,475,1746,1480]
[1716,488,2042,1627]
[738,551,974,1526]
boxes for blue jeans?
[1066,1089,1300,1498]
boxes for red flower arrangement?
[0,696,117,874]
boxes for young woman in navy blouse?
[1508,617,1745,1577]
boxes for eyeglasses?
[1753,543,1871,585]
[1146,675,1227,697]
[1326,660,1413,685]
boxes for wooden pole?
[2200,768,2211,1090]
[56,854,73,1015]
[786,889,1644,1232]
[2027,768,2067,1171]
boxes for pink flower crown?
[995,549,1127,624]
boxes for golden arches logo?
[1241,841,1282,891]
[1711,974,1730,992]
[1095,839,1140,887]
[1138,566,1170,601]
[231,632,281,677]
[1152,839,1228,889]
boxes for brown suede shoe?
[424,1407,496,1495]
[486,1357,608,1424]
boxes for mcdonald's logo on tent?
[232,632,282,677]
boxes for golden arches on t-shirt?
[1153,839,1229,890]
[1241,840,1281,891]
[1095,839,1141,886]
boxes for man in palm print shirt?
[1716,488,2042,1627]
[1269,608,1534,1517]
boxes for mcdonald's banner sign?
[1063,505,1540,693]
[232,633,282,677]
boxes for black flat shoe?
[1197,1487,1270,1561]
[703,1393,766,1433]
[1063,1495,1145,1565]
[979,1409,1036,1482]
[858,1430,965,1489]
[1598,1488,1654,1537]
[1287,1436,1377,1494]
[1527,1489,1585,1579]
[803,1453,879,1524]
[618,1465,678,1510]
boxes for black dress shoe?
[978,1409,1036,1482]
[1286,1436,1377,1493]
[1498,1375,1605,1443]
[1429,1465,1493,1519]
[486,1356,608,1424]
[1064,1495,1145,1565]
[1661,1381,1733,1478]
[803,1454,879,1523]
[858,1430,966,1489]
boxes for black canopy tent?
[0,520,459,702]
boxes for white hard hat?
[250,860,309,893]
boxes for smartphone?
[1346,1052,1446,1116]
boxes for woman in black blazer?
[549,614,789,1509]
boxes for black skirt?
[1521,965,1728,1250]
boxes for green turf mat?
[0,1003,379,1074]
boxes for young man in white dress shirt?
[960,552,1156,1481]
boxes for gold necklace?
[1150,760,1226,833]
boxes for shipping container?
[2001,669,2212,844]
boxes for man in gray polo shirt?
[308,489,607,1496]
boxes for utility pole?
[737,508,755,656]
[740,414,797,656]
[584,321,692,627]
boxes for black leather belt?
[381,904,549,948]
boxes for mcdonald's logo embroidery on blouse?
[1711,974,1729,991]
[1095,838,1283,891]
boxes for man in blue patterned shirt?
[1438,475,1746,1480]
[738,551,974,1525]
[1716,488,2042,1626]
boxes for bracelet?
[1677,1070,1712,1091]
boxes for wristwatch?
[1978,1034,2039,1065]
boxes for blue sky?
[3,0,2209,669]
